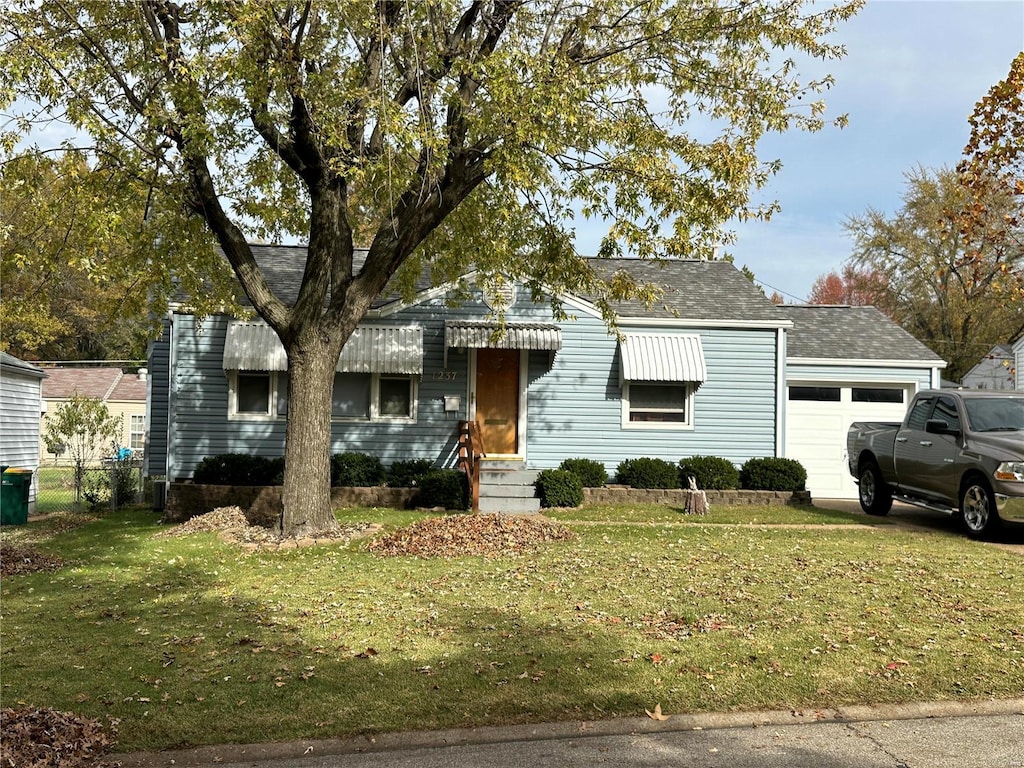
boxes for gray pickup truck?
[847,389,1024,539]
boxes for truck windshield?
[964,398,1024,432]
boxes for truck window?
[931,396,960,431]
[905,397,934,430]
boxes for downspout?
[776,326,787,457]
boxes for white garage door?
[785,384,911,500]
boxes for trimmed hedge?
[387,459,436,488]
[740,457,807,492]
[678,456,739,490]
[417,469,469,510]
[615,457,680,489]
[535,469,584,508]
[558,458,608,488]
[192,454,285,486]
[331,452,386,487]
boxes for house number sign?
[433,370,458,381]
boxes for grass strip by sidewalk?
[1,505,1021,753]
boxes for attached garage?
[778,306,945,500]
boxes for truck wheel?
[959,479,1001,540]
[859,461,893,516]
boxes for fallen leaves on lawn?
[156,506,373,548]
[0,542,65,577]
[0,707,119,768]
[368,513,574,558]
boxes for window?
[129,414,146,452]
[789,386,841,402]
[905,396,935,430]
[332,373,371,418]
[852,387,904,404]
[379,376,413,418]
[624,382,692,427]
[229,370,417,421]
[931,395,960,431]
[228,371,284,419]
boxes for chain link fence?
[35,460,145,515]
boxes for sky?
[668,0,1023,304]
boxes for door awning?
[444,320,562,351]
[223,321,423,374]
[619,332,707,384]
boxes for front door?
[475,348,520,455]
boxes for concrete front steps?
[477,459,540,513]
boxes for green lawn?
[1,504,1021,753]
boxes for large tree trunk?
[279,335,342,539]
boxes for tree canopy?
[1,0,862,536]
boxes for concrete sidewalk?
[113,699,1024,768]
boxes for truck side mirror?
[925,419,959,436]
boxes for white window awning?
[619,333,707,384]
[223,321,423,375]
[444,320,562,351]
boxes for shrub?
[387,459,436,488]
[193,454,282,486]
[558,458,608,488]
[678,456,739,490]
[739,457,808,492]
[535,469,584,508]
[615,457,680,489]
[417,469,469,510]
[331,452,386,487]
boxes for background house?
[960,344,1016,390]
[777,305,945,500]
[1014,335,1024,390]
[40,366,148,465]
[0,353,46,514]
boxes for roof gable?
[777,305,945,364]
[41,367,146,402]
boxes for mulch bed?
[0,707,120,768]
[368,513,574,558]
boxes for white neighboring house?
[0,353,47,514]
[960,344,1016,390]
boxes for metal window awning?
[444,320,562,351]
[223,321,423,374]
[619,332,707,384]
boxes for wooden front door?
[475,348,520,455]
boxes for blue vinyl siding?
[526,315,779,472]
[156,288,782,480]
[144,320,171,477]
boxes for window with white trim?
[129,414,146,451]
[623,382,693,428]
[228,371,285,419]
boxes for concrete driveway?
[814,498,1024,553]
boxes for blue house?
[144,246,944,506]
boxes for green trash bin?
[1,467,33,525]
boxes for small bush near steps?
[557,457,608,487]
[535,469,584,508]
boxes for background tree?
[1,0,861,537]
[806,263,887,306]
[843,166,1024,380]
[955,51,1023,304]
[43,395,121,508]
[1,152,157,360]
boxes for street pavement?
[114,700,1024,768]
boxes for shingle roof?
[588,259,788,323]
[776,305,945,364]
[0,353,46,379]
[42,368,146,402]
[246,247,786,324]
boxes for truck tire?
[858,461,893,516]
[959,478,1001,540]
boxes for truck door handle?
[919,441,932,447]
[896,437,908,443]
